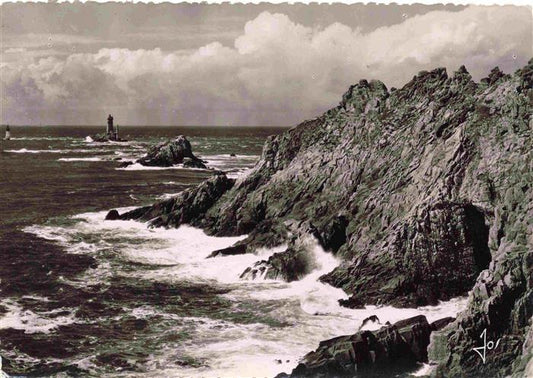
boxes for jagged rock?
[118,161,134,168]
[206,244,247,258]
[183,158,208,169]
[90,133,111,142]
[289,315,432,377]
[90,133,127,143]
[240,238,316,282]
[430,317,455,331]
[322,201,492,307]
[105,209,120,220]
[111,60,533,376]
[358,315,381,331]
[136,135,207,168]
[118,173,235,229]
[316,214,349,253]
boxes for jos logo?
[472,328,502,364]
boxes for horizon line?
[1,124,293,128]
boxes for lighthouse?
[4,125,10,140]
[107,114,114,139]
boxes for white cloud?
[1,6,531,126]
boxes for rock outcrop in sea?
[284,315,454,377]
[109,60,532,377]
[120,135,208,169]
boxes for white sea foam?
[155,193,180,200]
[10,137,74,141]
[115,163,210,171]
[58,157,105,162]
[200,154,259,165]
[0,299,77,334]
[412,363,435,376]
[226,168,254,179]
[5,148,105,154]
[5,148,64,154]
[24,209,469,378]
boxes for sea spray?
[0,298,77,334]
[21,209,469,378]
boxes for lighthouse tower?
[4,125,11,140]
[107,114,115,140]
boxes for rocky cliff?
[111,60,532,376]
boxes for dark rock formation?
[90,133,108,143]
[207,243,248,258]
[112,60,532,376]
[104,209,120,220]
[90,133,127,143]
[183,159,208,169]
[239,224,322,282]
[321,201,492,307]
[118,173,234,228]
[137,135,207,168]
[118,135,208,169]
[289,315,433,377]
[430,317,455,331]
[240,242,314,282]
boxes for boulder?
[207,244,247,258]
[240,235,317,282]
[183,158,208,169]
[430,317,455,331]
[137,135,206,168]
[289,315,432,377]
[118,161,134,168]
[239,247,312,282]
[89,133,127,143]
[105,209,120,220]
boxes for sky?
[1,3,531,126]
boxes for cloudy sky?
[1,3,531,126]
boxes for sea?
[0,126,467,377]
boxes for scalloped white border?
[0,0,531,6]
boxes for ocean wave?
[115,163,211,172]
[5,148,108,154]
[226,168,253,180]
[155,193,180,200]
[199,154,259,168]
[9,137,75,141]
[0,298,77,334]
[58,157,106,162]
[22,209,468,378]
[5,148,65,154]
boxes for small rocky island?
[119,135,208,169]
[91,114,127,142]
[107,60,532,377]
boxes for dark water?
[0,126,286,376]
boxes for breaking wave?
[19,210,469,377]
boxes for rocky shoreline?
[107,60,532,377]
